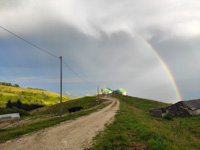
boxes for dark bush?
[5,100,44,111]
[6,100,12,109]
[19,109,29,116]
[163,114,173,121]
[13,84,20,87]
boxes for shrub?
[19,109,29,116]
[163,114,173,121]
[13,84,20,87]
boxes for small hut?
[0,113,20,121]
[149,99,200,117]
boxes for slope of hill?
[59,91,79,99]
[0,96,109,143]
[91,95,200,150]
[31,96,103,116]
[63,91,79,99]
[0,85,70,108]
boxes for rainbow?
[138,35,182,101]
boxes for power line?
[0,25,92,83]
[0,25,59,59]
[62,60,90,83]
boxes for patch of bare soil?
[0,97,119,150]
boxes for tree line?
[0,82,20,87]
[6,100,44,111]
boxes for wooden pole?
[60,56,62,117]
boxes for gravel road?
[0,97,119,150]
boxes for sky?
[0,0,200,103]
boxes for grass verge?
[91,95,200,150]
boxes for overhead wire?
[0,25,59,59]
[62,60,90,83]
[0,25,92,83]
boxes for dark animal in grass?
[68,107,83,113]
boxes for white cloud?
[1,0,200,38]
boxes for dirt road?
[0,97,119,150]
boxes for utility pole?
[60,56,62,117]
[97,82,99,102]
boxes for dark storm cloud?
[1,0,200,102]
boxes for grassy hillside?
[31,96,104,116]
[91,95,200,150]
[0,85,70,108]
[0,96,109,143]
[62,92,79,99]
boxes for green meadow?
[0,85,70,107]
[91,95,200,150]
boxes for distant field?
[0,85,70,107]
[91,95,200,150]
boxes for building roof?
[181,99,200,110]
[114,88,126,93]
[107,88,113,91]
[100,88,113,93]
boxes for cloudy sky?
[0,0,200,103]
